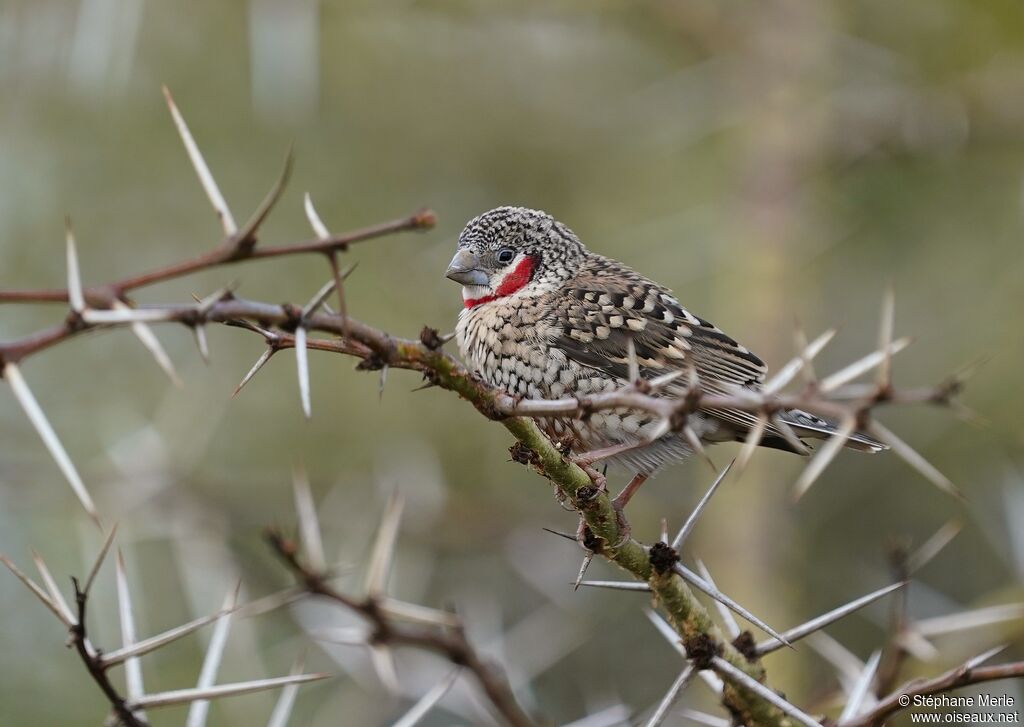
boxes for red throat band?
[464,255,536,308]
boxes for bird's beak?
[445,249,489,286]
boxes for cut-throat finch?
[446,206,883,499]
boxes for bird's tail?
[778,409,887,453]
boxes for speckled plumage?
[448,206,882,475]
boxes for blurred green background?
[1,1,1022,725]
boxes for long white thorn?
[916,603,1024,637]
[195,284,235,313]
[645,609,685,656]
[3,362,99,525]
[185,585,240,727]
[837,650,880,722]
[695,559,740,639]
[304,194,353,328]
[819,338,911,393]
[302,279,338,318]
[771,413,811,455]
[895,628,940,662]
[113,301,183,388]
[295,327,311,419]
[649,370,685,391]
[103,605,235,667]
[292,465,325,572]
[674,564,789,646]
[193,325,210,364]
[364,493,404,597]
[31,549,76,626]
[393,669,460,727]
[266,653,306,727]
[671,460,733,550]
[370,645,400,693]
[65,222,85,313]
[876,286,895,389]
[577,580,651,592]
[573,552,595,591]
[756,582,905,656]
[378,364,389,402]
[235,148,293,246]
[80,307,181,324]
[162,85,237,235]
[963,643,1009,670]
[736,415,768,478]
[303,192,331,239]
[116,551,146,722]
[867,420,963,500]
[792,323,818,385]
[233,347,276,398]
[1,554,68,625]
[764,328,836,394]
[563,705,633,727]
[233,586,304,618]
[792,416,857,501]
[312,626,369,646]
[626,337,640,385]
[711,656,822,727]
[906,520,961,574]
[683,425,717,472]
[379,598,461,627]
[129,673,329,710]
[679,709,731,727]
[806,632,864,689]
[644,665,695,727]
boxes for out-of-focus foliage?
[1,1,1022,725]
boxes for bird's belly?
[457,307,707,472]
[477,351,673,450]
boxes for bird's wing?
[547,256,773,438]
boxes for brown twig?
[265,531,536,727]
[0,118,983,727]
[0,209,435,307]
[0,253,970,727]
[843,660,1024,727]
[69,577,147,727]
[875,544,912,696]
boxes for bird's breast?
[456,299,564,398]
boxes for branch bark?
[0,202,980,727]
[69,577,147,727]
[266,532,535,727]
[843,660,1024,727]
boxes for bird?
[445,206,883,506]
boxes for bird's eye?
[496,248,515,264]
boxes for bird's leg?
[574,440,642,468]
[612,472,649,511]
[600,472,648,546]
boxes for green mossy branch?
[390,331,795,727]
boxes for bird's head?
[446,206,586,309]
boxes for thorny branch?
[1,89,1016,727]
[0,532,327,727]
[69,577,146,727]
[876,543,914,697]
[845,660,1024,727]
[265,531,535,727]
[0,209,435,364]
